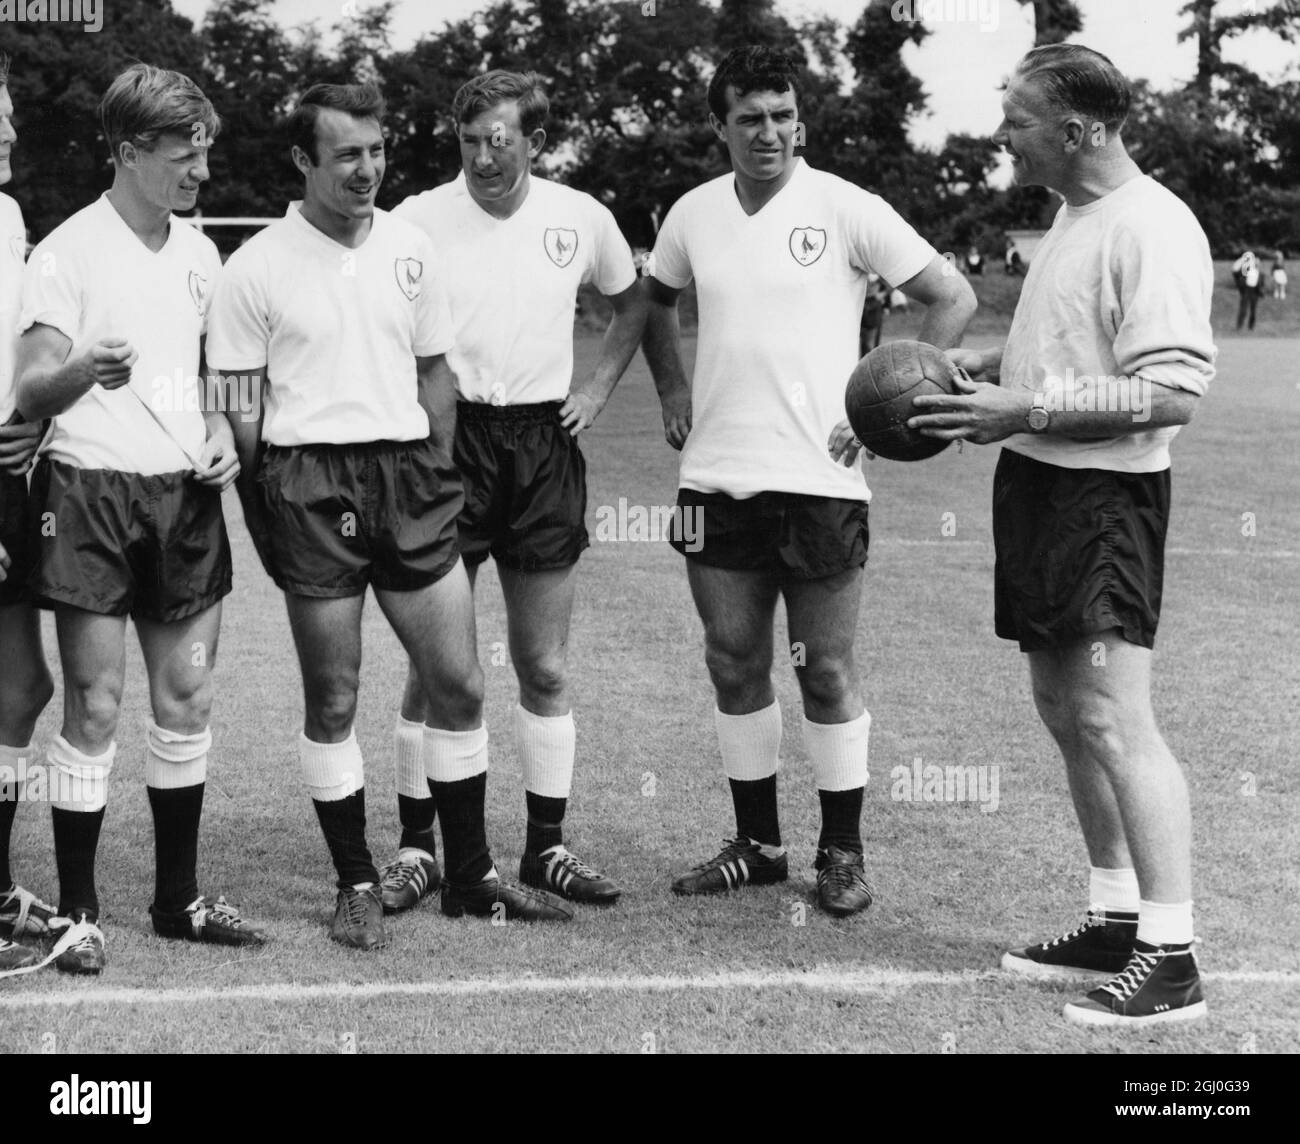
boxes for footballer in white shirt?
[393,71,645,907]
[13,64,267,975]
[643,46,975,917]
[909,45,1213,1028]
[207,84,571,951]
[0,50,60,976]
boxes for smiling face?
[296,107,385,224]
[0,86,15,187]
[124,130,211,213]
[994,74,1069,191]
[711,84,798,186]
[458,100,542,217]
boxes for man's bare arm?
[641,276,692,450]
[895,255,978,350]
[16,323,138,421]
[560,281,649,435]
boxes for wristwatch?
[1026,392,1050,433]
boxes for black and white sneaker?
[520,845,621,904]
[0,884,58,939]
[671,837,788,896]
[1064,940,1207,1027]
[151,895,269,947]
[379,848,441,914]
[1001,909,1137,981]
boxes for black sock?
[0,776,17,890]
[729,776,780,847]
[397,792,438,853]
[312,789,378,888]
[52,806,105,921]
[146,783,204,913]
[524,791,565,855]
[817,787,864,854]
[429,772,492,885]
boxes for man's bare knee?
[66,680,123,745]
[0,667,54,737]
[153,674,214,735]
[704,641,769,702]
[516,654,567,705]
[1074,700,1154,771]
[306,685,359,740]
[795,655,853,710]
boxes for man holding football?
[643,45,974,916]
[909,44,1214,1027]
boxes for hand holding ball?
[845,340,959,462]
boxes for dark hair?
[0,51,9,88]
[1016,43,1131,132]
[707,45,800,121]
[288,83,386,164]
[452,70,549,136]
[99,63,220,161]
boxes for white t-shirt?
[0,192,26,424]
[20,194,219,474]
[394,174,637,405]
[650,159,936,500]
[206,205,453,446]
[1002,176,1216,473]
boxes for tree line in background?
[1,0,1297,256]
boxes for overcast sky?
[171,0,1296,148]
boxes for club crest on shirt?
[395,257,423,301]
[788,227,826,267]
[8,233,25,263]
[188,271,208,316]
[544,227,578,268]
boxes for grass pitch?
[1,316,1296,1055]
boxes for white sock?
[48,735,115,813]
[515,705,574,799]
[299,731,363,802]
[803,710,870,792]
[394,716,427,800]
[1089,866,1139,917]
[1137,898,1194,946]
[145,721,210,790]
[424,724,489,784]
[715,701,782,781]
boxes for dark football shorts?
[454,401,589,572]
[993,448,1171,652]
[255,437,462,598]
[0,471,37,607]
[28,459,232,622]
[669,488,870,581]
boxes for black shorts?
[256,438,462,598]
[669,488,869,581]
[0,471,37,607]
[454,401,589,572]
[28,459,232,622]
[993,449,1171,652]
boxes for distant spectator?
[1232,249,1262,330]
[1004,240,1023,276]
[1270,250,1286,300]
[858,275,889,356]
[965,245,983,275]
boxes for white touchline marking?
[0,967,1295,1008]
[877,538,1299,559]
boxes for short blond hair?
[99,63,220,161]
